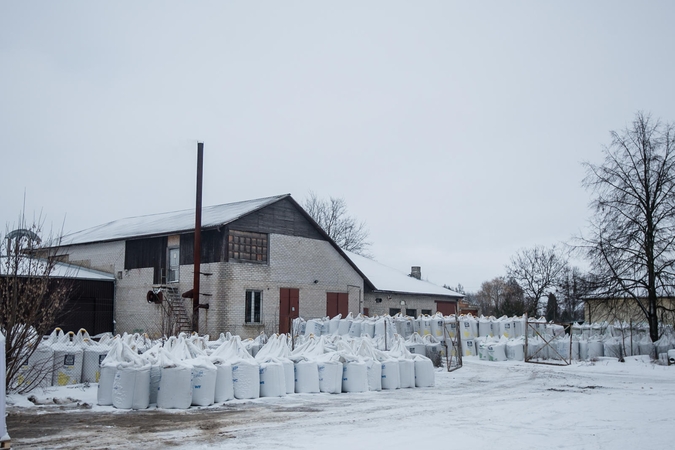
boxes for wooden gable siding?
[179,229,226,265]
[229,197,325,240]
[124,236,167,284]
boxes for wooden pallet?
[0,439,11,449]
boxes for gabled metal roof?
[343,250,463,299]
[62,194,290,245]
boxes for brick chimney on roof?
[411,266,421,280]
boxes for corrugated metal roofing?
[63,194,289,245]
[343,250,463,298]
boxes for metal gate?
[443,314,463,372]
[524,314,572,366]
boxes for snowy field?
[6,355,674,450]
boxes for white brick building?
[60,194,369,339]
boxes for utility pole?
[192,142,204,333]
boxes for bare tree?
[579,112,675,342]
[556,266,592,322]
[303,192,372,256]
[0,216,71,392]
[473,277,525,317]
[506,245,568,316]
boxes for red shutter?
[435,301,457,315]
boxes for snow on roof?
[0,257,115,281]
[63,194,290,245]
[344,250,463,298]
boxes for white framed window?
[245,290,262,323]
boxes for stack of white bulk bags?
[51,330,84,386]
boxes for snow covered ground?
[6,355,674,450]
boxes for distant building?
[345,251,464,317]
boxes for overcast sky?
[1,1,674,292]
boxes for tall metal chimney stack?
[411,266,421,280]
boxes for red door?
[279,288,299,334]
[435,301,457,316]
[326,292,349,318]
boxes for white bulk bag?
[259,359,286,398]
[317,357,343,394]
[294,360,320,394]
[338,314,353,336]
[232,361,260,399]
[82,344,110,384]
[487,339,507,362]
[362,319,376,338]
[157,365,193,409]
[413,355,435,387]
[477,338,490,360]
[462,339,476,357]
[15,342,54,391]
[588,337,605,359]
[603,337,623,359]
[444,317,458,339]
[112,364,150,410]
[328,315,341,334]
[305,319,324,337]
[513,317,526,338]
[578,339,589,360]
[191,358,217,406]
[348,320,363,338]
[478,317,492,338]
[213,362,234,402]
[380,359,400,390]
[52,339,84,386]
[419,317,432,336]
[97,365,117,406]
[430,315,445,341]
[342,360,368,393]
[365,358,382,391]
[637,336,654,356]
[459,316,478,339]
[505,338,524,361]
[398,358,415,389]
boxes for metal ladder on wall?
[160,285,192,335]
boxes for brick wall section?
[63,234,364,339]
